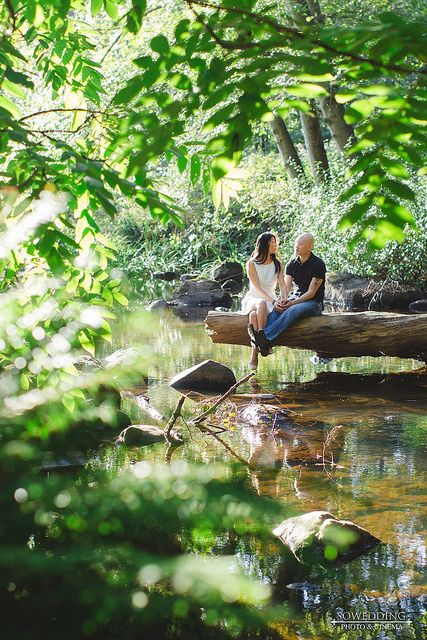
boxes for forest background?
[0,1,426,638]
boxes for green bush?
[111,149,427,298]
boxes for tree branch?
[191,372,255,426]
[185,0,427,76]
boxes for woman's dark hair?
[251,232,280,273]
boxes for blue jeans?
[264,300,322,342]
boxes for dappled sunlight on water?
[108,309,426,639]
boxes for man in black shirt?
[256,233,326,356]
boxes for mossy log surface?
[204,311,427,362]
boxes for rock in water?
[273,511,380,565]
[409,299,427,313]
[170,360,236,391]
[116,425,166,446]
[147,299,170,311]
[170,279,232,308]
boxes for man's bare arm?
[281,276,323,308]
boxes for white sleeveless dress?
[241,261,278,314]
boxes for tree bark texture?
[283,0,324,24]
[270,116,305,180]
[318,93,354,153]
[299,102,329,183]
[204,311,427,362]
[283,1,354,155]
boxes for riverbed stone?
[273,511,380,566]
[170,359,236,391]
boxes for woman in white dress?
[241,232,287,370]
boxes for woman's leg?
[255,300,269,330]
[248,308,259,369]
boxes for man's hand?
[280,299,295,311]
[274,298,287,312]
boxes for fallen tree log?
[204,311,427,362]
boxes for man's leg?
[263,301,321,342]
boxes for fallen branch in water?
[164,395,186,443]
[191,372,255,426]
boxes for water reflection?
[110,310,427,639]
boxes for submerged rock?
[170,359,236,392]
[273,511,380,566]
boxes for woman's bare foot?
[249,348,258,370]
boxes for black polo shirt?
[285,253,326,304]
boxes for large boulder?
[213,261,244,283]
[153,271,178,281]
[170,359,236,391]
[221,278,243,294]
[409,299,427,313]
[273,511,380,566]
[325,272,424,310]
[170,279,232,308]
[325,272,370,309]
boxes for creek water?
[108,309,427,639]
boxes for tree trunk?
[299,101,329,183]
[318,92,355,153]
[284,1,355,154]
[204,311,427,362]
[270,115,305,180]
[283,0,324,24]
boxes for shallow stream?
[105,309,427,639]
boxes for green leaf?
[78,330,95,355]
[113,291,128,306]
[2,78,26,100]
[382,180,415,201]
[0,95,21,118]
[338,197,373,230]
[91,0,103,15]
[150,35,169,54]
[113,76,145,105]
[190,155,201,185]
[104,0,119,20]
[286,84,328,98]
[345,99,376,124]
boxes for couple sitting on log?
[241,231,328,370]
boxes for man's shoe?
[257,330,271,357]
[247,323,258,349]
